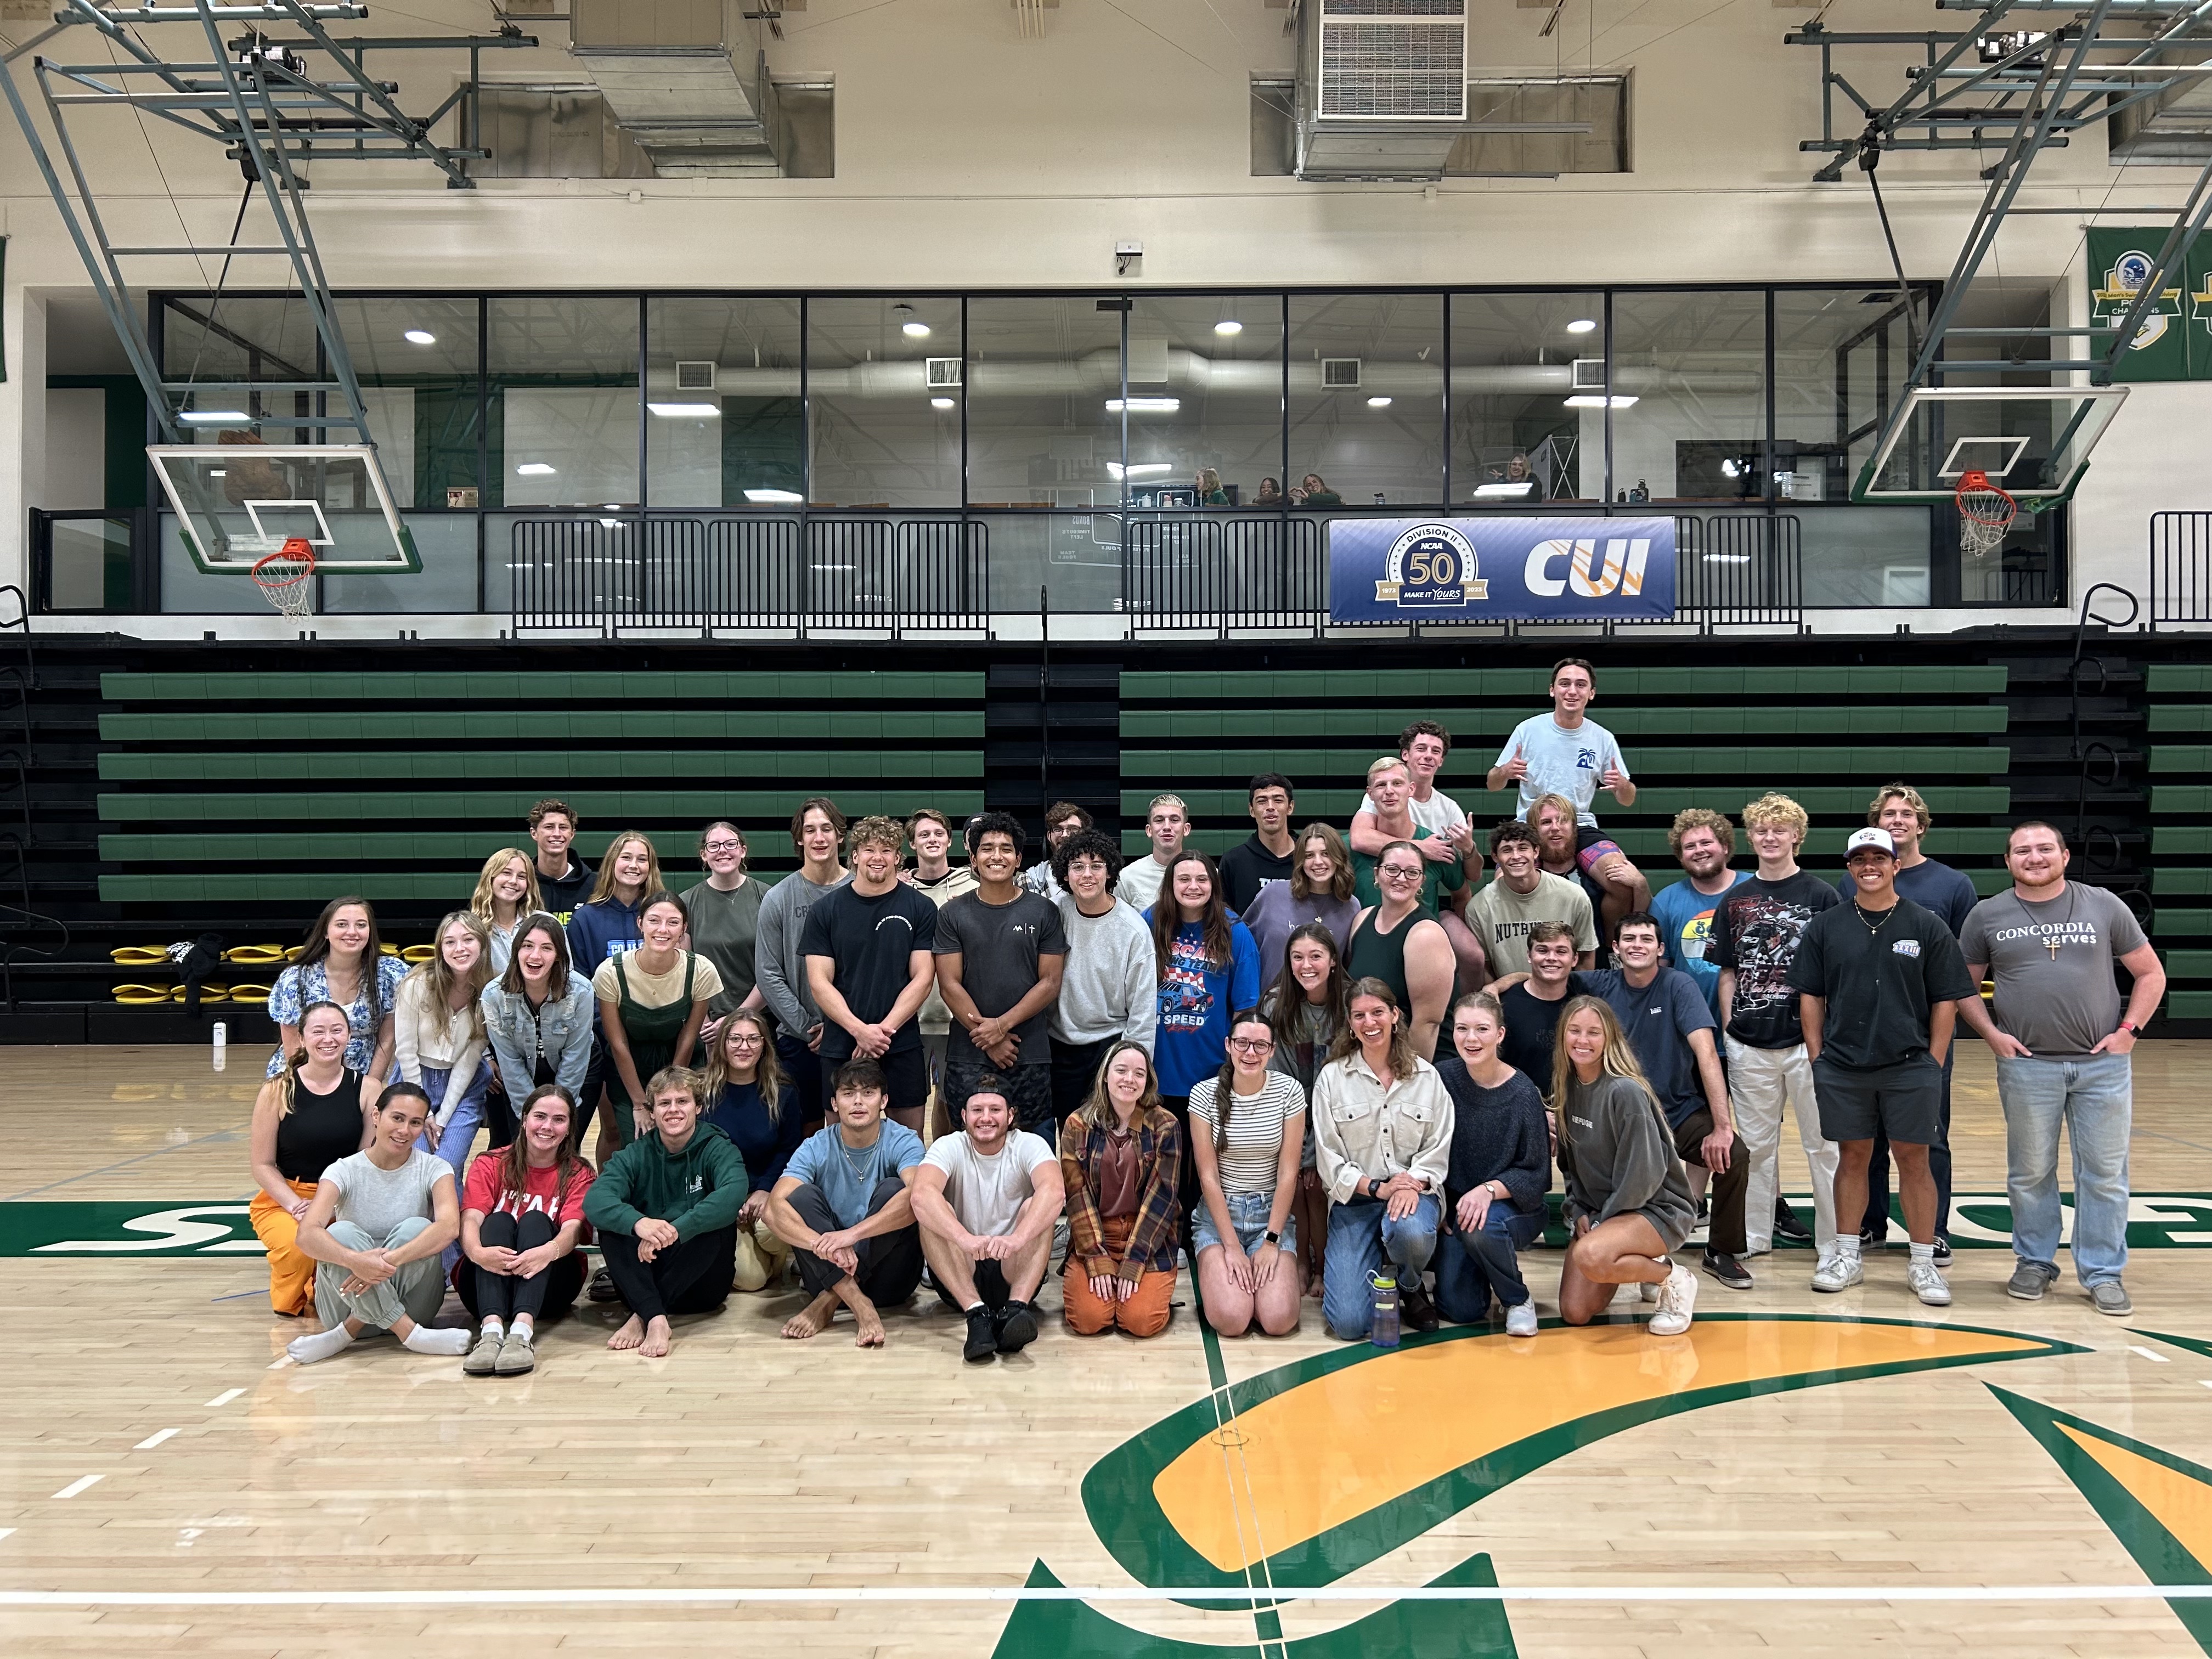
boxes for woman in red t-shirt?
[457,1083,595,1375]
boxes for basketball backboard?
[1851,386,2130,512]
[148,443,422,575]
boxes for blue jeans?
[1193,1188,1296,1258]
[415,1057,493,1184]
[1999,1052,2132,1285]
[1323,1193,1441,1341]
[1434,1203,1545,1322]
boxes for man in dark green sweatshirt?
[584,1065,748,1358]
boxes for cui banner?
[1327,516,1677,624]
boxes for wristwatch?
[2120,1020,2141,1036]
[1263,1229,1281,1246]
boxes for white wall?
[4,0,2209,627]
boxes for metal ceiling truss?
[0,1,534,449]
[1792,0,2212,393]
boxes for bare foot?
[781,1291,838,1340]
[853,1303,887,1348]
[608,1314,644,1351]
[639,1316,673,1358]
[1305,1278,1324,1301]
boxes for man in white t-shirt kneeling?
[910,1088,1067,1363]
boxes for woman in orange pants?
[1059,1041,1183,1337]
[250,1002,380,1314]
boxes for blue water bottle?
[1369,1268,1401,1348]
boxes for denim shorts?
[1193,1188,1296,1257]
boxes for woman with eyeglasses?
[1188,1011,1305,1336]
[699,1008,803,1291]
[684,820,767,1044]
[1346,839,1457,1062]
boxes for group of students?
[244,654,2168,1370]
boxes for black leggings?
[786,1175,924,1305]
[458,1210,586,1324]
[599,1224,737,1323]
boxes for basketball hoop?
[1954,469,2017,557]
[251,538,318,619]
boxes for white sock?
[1909,1242,1935,1265]
[1835,1237,1863,1263]
[400,1324,473,1356]
[478,1317,505,1339]
[287,1324,357,1364]
[509,1317,534,1340]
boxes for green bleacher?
[1118,666,2015,895]
[96,672,986,908]
[2149,666,2212,1020]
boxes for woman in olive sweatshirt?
[583,1064,747,1357]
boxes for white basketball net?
[251,549,317,619]
[1955,471,2017,558]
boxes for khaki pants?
[1725,1036,1838,1254]
[732,1213,793,1293]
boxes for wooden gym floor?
[3,1042,2212,1657]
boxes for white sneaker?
[1638,1279,1661,1304]
[1811,1250,1864,1293]
[1505,1301,1539,1338]
[1907,1259,1953,1306]
[1647,1264,1698,1336]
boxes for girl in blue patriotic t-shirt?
[1146,851,1263,1108]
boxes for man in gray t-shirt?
[1956,821,2166,1316]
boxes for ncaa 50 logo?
[1372,524,1487,608]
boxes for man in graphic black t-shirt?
[1705,793,1841,1262]
[1792,827,1974,1309]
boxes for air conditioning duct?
[570,0,782,176]
[1296,0,1469,180]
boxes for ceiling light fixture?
[179,410,247,422]
[1566,319,1598,335]
[1105,397,1180,414]
[930,396,955,410]
[403,329,436,345]
[1473,481,1537,498]
[1107,461,1176,479]
[1215,319,1243,336]
[744,488,804,504]
[1564,394,1638,409]
[1367,396,1393,408]
[647,402,721,417]
[902,321,931,338]
[515,462,556,476]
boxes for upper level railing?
[506,507,1809,636]
[2151,511,2212,625]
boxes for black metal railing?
[2151,511,2212,625]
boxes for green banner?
[2089,227,2212,380]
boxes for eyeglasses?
[1228,1036,1274,1053]
[727,1033,764,1047]
[702,840,743,854]
[1379,865,1423,881]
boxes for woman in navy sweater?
[1432,990,1551,1335]
[699,1008,804,1290]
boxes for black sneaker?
[586,1265,620,1303]
[1701,1248,1753,1290]
[1932,1235,1953,1268]
[1858,1225,1887,1251]
[1400,1279,1441,1333]
[963,1306,998,1363]
[1773,1206,1814,1245]
[995,1300,1040,1355]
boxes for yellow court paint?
[1155,1321,2049,1573]
[2058,1423,2212,1564]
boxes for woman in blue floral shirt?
[266,896,409,1081]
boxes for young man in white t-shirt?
[1488,657,1647,941]
[1114,793,1189,912]
[1350,720,1486,989]
[910,1088,1065,1362]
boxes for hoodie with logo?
[584,1121,748,1240]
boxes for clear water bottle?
[1369,1267,1401,1348]
[211,1022,228,1073]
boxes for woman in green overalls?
[591,890,721,1163]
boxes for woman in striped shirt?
[1188,1009,1306,1337]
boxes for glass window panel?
[1288,294,1443,508]
[334,297,481,510]
[1448,291,1603,504]
[489,297,639,510]
[808,298,960,507]
[1122,297,1283,507]
[1608,291,1769,505]
[967,297,1123,509]
[646,298,802,509]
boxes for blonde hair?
[1530,791,1579,829]
[1550,994,1659,1111]
[588,831,664,903]
[1869,783,1932,832]
[1742,792,1810,841]
[409,911,493,1046]
[470,847,543,927]
[1077,1040,1161,1132]
[1668,807,1736,856]
[1365,754,1410,785]
[645,1065,707,1108]
[1147,793,1187,821]
[847,815,908,857]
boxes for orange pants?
[1063,1214,1177,1337]
[250,1177,321,1316]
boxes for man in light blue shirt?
[1489,656,1646,941]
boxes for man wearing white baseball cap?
[1785,827,1976,1305]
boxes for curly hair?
[1667,807,1736,857]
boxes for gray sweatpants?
[315,1216,447,1331]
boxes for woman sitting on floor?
[1433,991,1550,1336]
[249,1000,381,1317]
[583,1065,748,1358]
[699,1008,804,1293]
[286,1084,472,1364]
[1188,1009,1306,1338]
[458,1082,596,1376]
[1059,1040,1184,1339]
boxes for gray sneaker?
[2007,1261,2058,1301]
[2090,1281,2134,1317]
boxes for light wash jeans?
[415,1057,493,1183]
[1997,1051,2133,1285]
[1323,1193,1441,1341]
[313,1216,448,1332]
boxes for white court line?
[134,1428,180,1451]
[49,1475,102,1500]
[4,1585,2212,1607]
[204,1389,244,1408]
[2128,1345,2172,1363]
[267,1357,292,1370]
[0,1530,15,1543]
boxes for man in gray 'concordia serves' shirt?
[1956,819,2165,1318]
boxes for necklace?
[837,1131,878,1183]
[1852,899,1897,936]
[2011,881,2078,962]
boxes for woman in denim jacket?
[481,913,595,1118]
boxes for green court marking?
[2132,1328,2212,1361]
[0,1201,259,1257]
[1989,1386,2212,1655]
